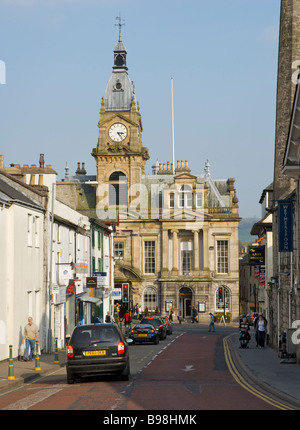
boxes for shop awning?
[77,294,102,305]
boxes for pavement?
[0,323,300,409]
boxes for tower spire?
[115,14,125,42]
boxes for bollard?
[34,341,41,371]
[53,337,59,364]
[7,345,15,380]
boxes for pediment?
[174,173,197,182]
[164,208,211,221]
[99,114,139,129]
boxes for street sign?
[86,277,97,288]
[93,272,108,287]
[111,288,121,299]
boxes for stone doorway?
[179,286,193,318]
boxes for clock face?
[109,123,127,142]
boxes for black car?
[66,324,132,384]
[129,324,160,345]
[161,316,173,335]
[140,317,167,340]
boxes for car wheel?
[154,337,159,345]
[67,372,75,384]
[119,360,130,381]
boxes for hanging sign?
[249,246,265,265]
[259,266,265,287]
[278,201,293,252]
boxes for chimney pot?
[39,154,45,168]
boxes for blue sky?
[0,0,280,218]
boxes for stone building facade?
[270,0,300,347]
[90,33,241,322]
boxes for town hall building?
[74,28,241,322]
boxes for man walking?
[208,312,216,332]
[22,317,39,361]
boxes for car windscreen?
[71,326,119,347]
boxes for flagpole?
[171,77,175,174]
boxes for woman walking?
[255,314,267,348]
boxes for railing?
[208,207,232,215]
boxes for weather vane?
[115,14,125,42]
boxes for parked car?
[129,324,159,345]
[161,316,173,335]
[66,324,132,384]
[140,317,167,340]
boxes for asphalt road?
[0,325,293,413]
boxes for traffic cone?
[53,338,59,364]
[7,345,15,380]
[34,341,41,371]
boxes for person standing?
[22,317,39,361]
[255,313,267,348]
[208,312,215,332]
[105,311,112,323]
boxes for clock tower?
[92,26,149,217]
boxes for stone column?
[161,229,169,277]
[193,230,200,277]
[171,229,178,275]
[202,226,209,275]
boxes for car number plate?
[138,334,148,337]
[85,350,106,356]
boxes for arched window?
[215,286,231,312]
[143,287,157,313]
[179,185,192,208]
[109,171,127,206]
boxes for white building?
[49,195,91,350]
[0,172,45,361]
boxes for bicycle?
[124,322,131,337]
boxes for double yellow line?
[223,334,294,410]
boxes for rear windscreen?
[141,319,160,327]
[72,326,119,347]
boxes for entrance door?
[179,286,193,318]
[184,298,192,318]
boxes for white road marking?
[182,365,195,372]
[2,387,63,410]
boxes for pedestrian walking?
[254,313,267,348]
[208,312,215,332]
[191,306,198,323]
[138,305,143,320]
[22,317,39,361]
[121,310,132,335]
[134,303,139,319]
